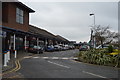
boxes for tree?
[111,33,120,48]
[91,25,117,47]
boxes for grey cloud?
[24,2,118,42]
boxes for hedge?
[77,49,120,67]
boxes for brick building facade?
[2,2,34,32]
[1,1,70,66]
[1,2,35,62]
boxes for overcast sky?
[19,0,118,43]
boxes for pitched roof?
[29,25,70,42]
[17,2,35,13]
[2,0,35,13]
[29,25,56,39]
[55,35,69,42]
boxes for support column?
[8,34,11,61]
[37,38,39,46]
[13,34,17,58]
[60,42,61,44]
[3,52,7,67]
[93,36,96,48]
[0,2,2,80]
[36,38,39,54]
[45,39,48,46]
[56,41,58,45]
[24,36,27,50]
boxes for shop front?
[2,26,30,60]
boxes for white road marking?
[42,57,49,59]
[32,57,39,58]
[23,56,32,59]
[52,57,59,59]
[41,57,78,60]
[73,57,78,59]
[62,57,69,60]
[82,71,107,79]
[48,61,70,68]
[28,56,78,60]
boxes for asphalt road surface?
[17,49,119,79]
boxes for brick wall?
[2,2,29,32]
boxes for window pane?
[16,8,24,24]
[16,14,19,23]
[16,8,19,14]
[20,16,23,24]
[22,16,23,24]
[20,10,23,16]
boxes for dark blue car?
[45,45,54,52]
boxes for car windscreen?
[33,46,41,49]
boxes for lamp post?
[90,13,96,48]
[90,13,95,27]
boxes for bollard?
[6,51,9,63]
[14,50,17,58]
[4,51,7,67]
[7,50,10,61]
[6,50,10,63]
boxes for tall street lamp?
[90,13,96,48]
[90,13,95,28]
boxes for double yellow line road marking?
[2,54,36,75]
[1,60,21,76]
[0,54,37,78]
[12,60,21,72]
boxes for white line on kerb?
[48,61,70,68]
[82,71,107,78]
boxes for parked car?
[96,45,109,49]
[54,45,61,51]
[64,45,69,50]
[28,45,44,54]
[79,45,88,51]
[58,44,64,51]
[45,45,54,52]
[68,45,75,49]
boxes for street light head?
[90,14,94,16]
